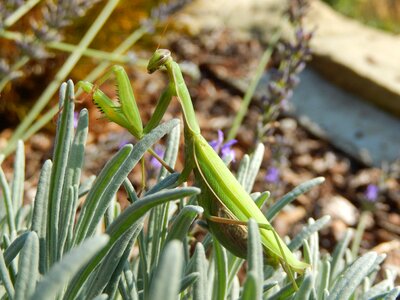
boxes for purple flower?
[149,146,165,169]
[365,184,379,202]
[209,130,237,162]
[73,112,79,128]
[265,167,280,184]
[118,139,130,149]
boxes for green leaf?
[47,80,75,266]
[244,143,264,193]
[73,119,180,245]
[179,272,199,293]
[328,252,379,300]
[59,108,89,256]
[0,165,16,238]
[192,243,208,300]
[212,238,228,300]
[148,241,183,300]
[289,216,331,251]
[293,273,313,300]
[29,235,109,300]
[330,229,353,281]
[158,120,180,179]
[14,232,39,300]
[247,219,263,300]
[165,205,203,244]
[0,247,14,298]
[3,231,32,270]
[383,287,400,300]
[65,186,199,299]
[266,177,325,221]
[237,154,250,186]
[240,271,257,300]
[11,140,25,217]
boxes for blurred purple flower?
[118,139,130,149]
[150,146,165,169]
[265,167,280,183]
[73,112,79,128]
[365,184,379,202]
[209,130,237,162]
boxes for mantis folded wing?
[78,49,309,288]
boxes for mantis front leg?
[77,66,176,189]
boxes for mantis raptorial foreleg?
[78,49,309,289]
[77,66,175,173]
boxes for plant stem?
[3,0,41,28]
[227,30,281,141]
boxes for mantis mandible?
[78,49,309,287]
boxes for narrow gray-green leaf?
[240,271,257,300]
[65,186,199,299]
[289,216,331,251]
[318,259,331,300]
[247,219,263,300]
[92,294,109,300]
[148,241,183,300]
[383,287,400,300]
[0,166,16,238]
[59,108,88,255]
[237,154,250,186]
[74,119,179,245]
[328,252,378,300]
[30,235,109,300]
[330,229,353,281]
[266,177,325,221]
[159,120,180,179]
[87,223,142,299]
[3,231,30,266]
[165,205,203,244]
[213,238,227,300]
[11,140,25,216]
[123,178,139,203]
[193,243,208,300]
[14,232,39,300]
[244,143,264,192]
[180,272,199,293]
[31,159,52,238]
[47,80,75,265]
[254,191,270,209]
[0,248,14,298]
[293,274,312,300]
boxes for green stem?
[0,56,29,92]
[350,211,370,258]
[227,30,281,141]
[0,30,146,64]
[3,0,41,28]
[1,0,121,157]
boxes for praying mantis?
[77,49,309,288]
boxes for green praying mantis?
[77,49,309,288]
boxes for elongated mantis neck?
[164,58,201,135]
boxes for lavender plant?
[257,0,312,141]
[0,68,399,300]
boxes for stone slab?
[285,69,400,166]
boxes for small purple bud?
[265,167,280,183]
[365,184,379,202]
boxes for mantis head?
[147,49,172,74]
